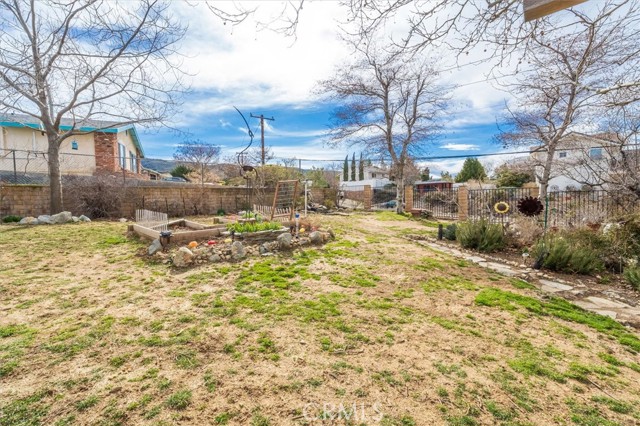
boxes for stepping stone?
[465,256,486,263]
[586,297,631,310]
[539,279,573,293]
[594,310,618,319]
[573,300,600,311]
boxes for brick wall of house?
[94,132,118,173]
[0,183,277,218]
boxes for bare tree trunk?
[396,166,405,214]
[538,147,557,200]
[48,140,63,214]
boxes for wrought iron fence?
[545,190,638,228]
[413,187,459,219]
[468,187,537,222]
[372,185,397,210]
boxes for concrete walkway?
[416,240,640,327]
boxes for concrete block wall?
[0,185,50,217]
[0,182,277,218]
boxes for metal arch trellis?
[234,106,259,209]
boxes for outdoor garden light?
[517,196,544,217]
[159,231,172,248]
[494,201,510,214]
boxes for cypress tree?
[351,153,356,181]
[358,152,365,180]
[343,155,348,181]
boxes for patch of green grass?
[590,396,633,414]
[414,257,445,271]
[506,339,566,383]
[204,371,218,393]
[109,355,128,368]
[175,349,198,369]
[475,287,640,352]
[0,390,50,426]
[165,389,192,410]
[430,316,481,337]
[329,266,381,288]
[510,278,536,290]
[375,211,408,221]
[250,412,271,426]
[380,415,417,426]
[214,412,232,424]
[566,399,619,426]
[422,276,478,293]
[485,401,516,421]
[75,395,99,411]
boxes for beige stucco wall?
[0,126,97,175]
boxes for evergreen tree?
[455,158,487,183]
[343,155,349,181]
[351,153,356,181]
[358,152,365,180]
[440,171,453,182]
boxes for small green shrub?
[443,223,457,241]
[624,267,640,290]
[216,209,225,216]
[534,236,604,275]
[456,219,505,252]
[226,221,283,233]
[2,215,21,223]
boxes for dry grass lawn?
[1,212,640,426]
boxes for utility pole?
[250,113,275,166]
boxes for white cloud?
[440,143,480,151]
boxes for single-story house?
[341,165,391,189]
[414,180,453,193]
[0,114,145,178]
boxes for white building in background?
[529,132,623,191]
[340,165,391,189]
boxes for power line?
[265,142,640,163]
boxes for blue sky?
[137,1,546,176]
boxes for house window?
[71,140,78,150]
[118,143,126,169]
[372,173,376,178]
[129,151,137,172]
[558,151,567,158]
[589,148,603,159]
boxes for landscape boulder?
[148,239,162,256]
[51,211,73,224]
[19,217,39,225]
[172,247,194,267]
[277,232,292,249]
[309,231,323,245]
[37,215,53,224]
[78,215,91,222]
[231,241,246,260]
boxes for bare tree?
[174,139,221,186]
[0,0,186,213]
[497,1,640,199]
[319,45,450,213]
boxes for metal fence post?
[12,150,17,183]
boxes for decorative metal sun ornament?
[494,201,510,214]
[517,196,544,217]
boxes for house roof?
[529,132,618,154]
[0,113,145,157]
[414,180,452,185]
